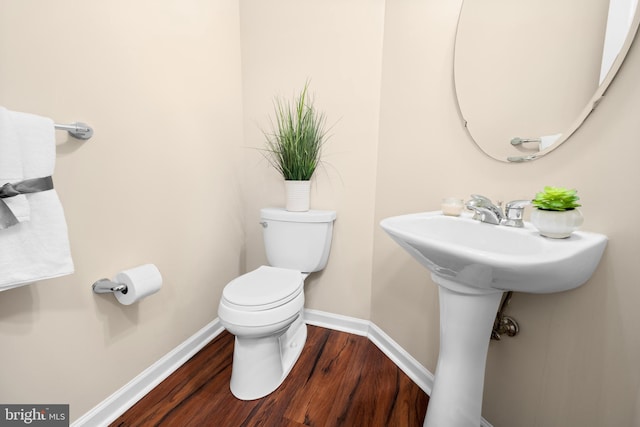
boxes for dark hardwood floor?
[110,325,428,427]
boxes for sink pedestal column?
[424,275,503,427]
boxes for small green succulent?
[532,186,581,211]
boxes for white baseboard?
[304,308,370,337]
[71,319,225,427]
[367,321,435,394]
[74,310,492,427]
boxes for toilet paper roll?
[114,264,163,305]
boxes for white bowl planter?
[530,208,584,239]
[285,180,311,212]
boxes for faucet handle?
[469,194,493,205]
[466,194,504,224]
[467,194,492,217]
[502,200,531,227]
[505,199,531,209]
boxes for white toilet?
[218,207,336,400]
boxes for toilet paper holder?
[91,264,162,305]
[92,279,128,294]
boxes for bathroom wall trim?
[71,319,225,427]
[73,310,492,427]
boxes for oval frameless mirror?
[454,0,640,163]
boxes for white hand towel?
[0,106,30,223]
[0,109,74,290]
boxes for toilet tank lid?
[261,208,336,223]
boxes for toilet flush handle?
[260,221,268,228]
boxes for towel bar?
[54,122,93,140]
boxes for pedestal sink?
[380,211,607,427]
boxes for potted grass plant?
[262,83,328,211]
[530,186,583,238]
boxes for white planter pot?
[285,180,310,212]
[530,208,584,239]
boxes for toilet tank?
[260,208,336,273]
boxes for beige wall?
[373,1,640,426]
[239,0,385,320]
[0,0,244,421]
[2,1,640,426]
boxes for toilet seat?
[222,266,303,311]
[218,266,305,328]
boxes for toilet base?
[229,314,307,400]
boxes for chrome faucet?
[465,195,530,227]
[466,195,503,225]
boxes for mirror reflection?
[454,0,640,162]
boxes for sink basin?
[380,211,607,427]
[380,211,607,294]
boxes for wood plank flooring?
[110,325,428,427]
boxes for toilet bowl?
[218,208,336,400]
[219,266,307,400]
